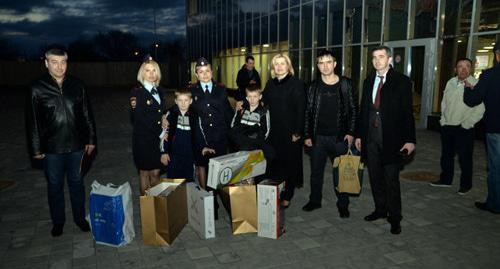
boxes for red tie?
[374,75,384,108]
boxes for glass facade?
[187,0,500,125]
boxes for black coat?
[236,66,261,101]
[304,76,357,141]
[357,68,416,164]
[129,85,166,170]
[190,81,234,146]
[464,63,500,133]
[263,74,306,187]
[26,73,96,155]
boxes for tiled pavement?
[1,87,499,269]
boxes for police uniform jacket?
[190,81,234,145]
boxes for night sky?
[0,0,186,55]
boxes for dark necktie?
[151,87,158,95]
[205,85,210,94]
[374,75,384,109]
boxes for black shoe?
[302,201,321,212]
[390,222,401,235]
[338,207,350,218]
[457,187,471,195]
[51,224,64,237]
[364,212,387,221]
[475,202,500,214]
[76,220,90,232]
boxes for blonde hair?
[271,53,294,77]
[175,88,192,99]
[137,60,162,86]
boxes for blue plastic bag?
[88,181,134,247]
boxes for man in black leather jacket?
[302,50,357,217]
[26,48,96,237]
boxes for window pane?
[478,0,500,32]
[365,0,383,42]
[289,7,300,49]
[329,0,343,45]
[331,47,343,76]
[314,0,328,47]
[363,45,377,80]
[279,10,288,42]
[246,19,252,48]
[261,15,269,45]
[290,0,300,7]
[386,0,408,41]
[253,18,260,45]
[344,46,361,92]
[414,0,437,38]
[270,13,278,44]
[239,21,245,47]
[301,3,313,48]
[459,0,473,34]
[270,0,278,12]
[345,0,362,44]
[300,49,312,83]
[471,34,500,77]
[290,50,300,79]
[280,0,288,10]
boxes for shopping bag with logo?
[88,181,134,247]
[333,149,364,195]
[187,182,215,239]
[207,150,266,189]
[257,179,285,239]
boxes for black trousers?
[366,139,402,223]
[440,125,474,189]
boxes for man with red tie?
[355,46,416,235]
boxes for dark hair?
[316,49,336,63]
[45,47,67,59]
[455,57,473,67]
[245,55,255,62]
[174,88,192,99]
[371,46,392,57]
[245,84,262,94]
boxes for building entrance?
[385,38,437,128]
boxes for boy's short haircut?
[175,88,192,99]
[245,84,262,94]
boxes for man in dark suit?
[355,46,416,235]
[463,42,500,214]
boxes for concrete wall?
[0,61,169,87]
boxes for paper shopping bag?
[187,183,215,239]
[220,185,257,235]
[140,178,187,246]
[257,180,285,239]
[333,149,364,195]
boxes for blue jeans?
[43,150,86,226]
[486,133,500,212]
[308,135,349,208]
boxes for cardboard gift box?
[219,184,258,235]
[186,182,215,239]
[207,150,266,189]
[140,178,187,246]
[257,180,285,239]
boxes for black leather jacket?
[26,73,97,155]
[304,76,357,141]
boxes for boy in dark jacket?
[229,84,274,161]
[161,88,214,181]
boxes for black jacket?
[357,68,416,163]
[229,103,270,143]
[464,63,500,133]
[26,73,96,155]
[304,76,357,141]
[190,81,234,145]
[236,66,261,101]
[162,105,207,157]
[129,85,165,137]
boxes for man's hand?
[160,154,170,166]
[400,143,415,155]
[85,144,95,155]
[162,115,169,129]
[344,135,354,146]
[292,134,301,142]
[463,80,474,89]
[235,101,244,111]
[355,138,362,152]
[33,154,45,160]
[202,147,216,156]
[304,138,313,147]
